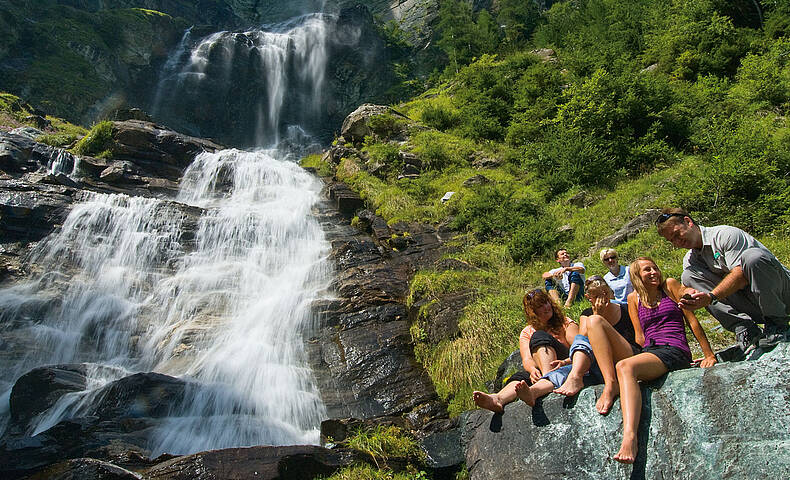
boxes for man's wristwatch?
[708,292,719,305]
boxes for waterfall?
[0,147,332,452]
[151,14,332,146]
[0,14,336,455]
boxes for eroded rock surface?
[462,344,790,480]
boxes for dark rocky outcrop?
[144,445,367,480]
[595,209,661,249]
[21,457,143,480]
[307,200,454,429]
[0,369,194,478]
[462,344,790,480]
[108,120,223,178]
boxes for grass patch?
[71,121,114,157]
[318,463,428,480]
[345,425,423,465]
[300,153,334,177]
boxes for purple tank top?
[637,292,691,359]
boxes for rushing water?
[0,14,336,454]
[151,14,332,146]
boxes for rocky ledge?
[462,343,790,480]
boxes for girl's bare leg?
[554,350,591,396]
[532,346,558,375]
[515,378,555,407]
[587,315,636,414]
[613,353,668,464]
[473,380,518,413]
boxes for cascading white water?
[0,15,336,454]
[152,14,331,145]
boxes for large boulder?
[110,120,223,176]
[340,104,400,143]
[596,209,661,249]
[462,343,790,480]
[0,370,193,477]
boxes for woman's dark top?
[581,304,638,348]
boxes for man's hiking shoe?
[734,325,761,359]
[715,345,746,363]
[758,322,790,350]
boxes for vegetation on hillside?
[0,92,87,146]
[306,0,790,417]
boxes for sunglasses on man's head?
[655,212,686,225]
[603,256,617,261]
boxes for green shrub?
[345,425,423,464]
[420,102,459,131]
[72,121,114,157]
[367,114,409,139]
[507,215,563,263]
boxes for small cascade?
[47,149,79,176]
[150,26,193,118]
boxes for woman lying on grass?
[613,257,717,464]
[473,289,596,412]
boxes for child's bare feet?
[554,373,584,397]
[596,384,619,415]
[613,432,638,464]
[472,391,504,413]
[514,380,536,407]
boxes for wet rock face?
[307,200,453,429]
[110,120,223,177]
[462,344,790,480]
[21,457,143,480]
[0,369,194,477]
[7,365,89,436]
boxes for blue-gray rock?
[462,343,790,480]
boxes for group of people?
[473,208,790,464]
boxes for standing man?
[542,248,585,308]
[656,208,790,353]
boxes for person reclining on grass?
[542,248,586,308]
[656,208,790,356]
[613,257,717,464]
[472,289,600,412]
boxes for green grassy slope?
[305,0,790,415]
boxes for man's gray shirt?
[683,225,790,276]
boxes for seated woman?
[599,248,633,305]
[564,276,641,414]
[473,289,594,411]
[613,257,717,464]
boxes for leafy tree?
[437,0,479,72]
[496,0,541,49]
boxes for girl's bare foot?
[613,432,638,464]
[514,380,536,407]
[596,384,619,415]
[472,391,504,413]
[554,373,584,397]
